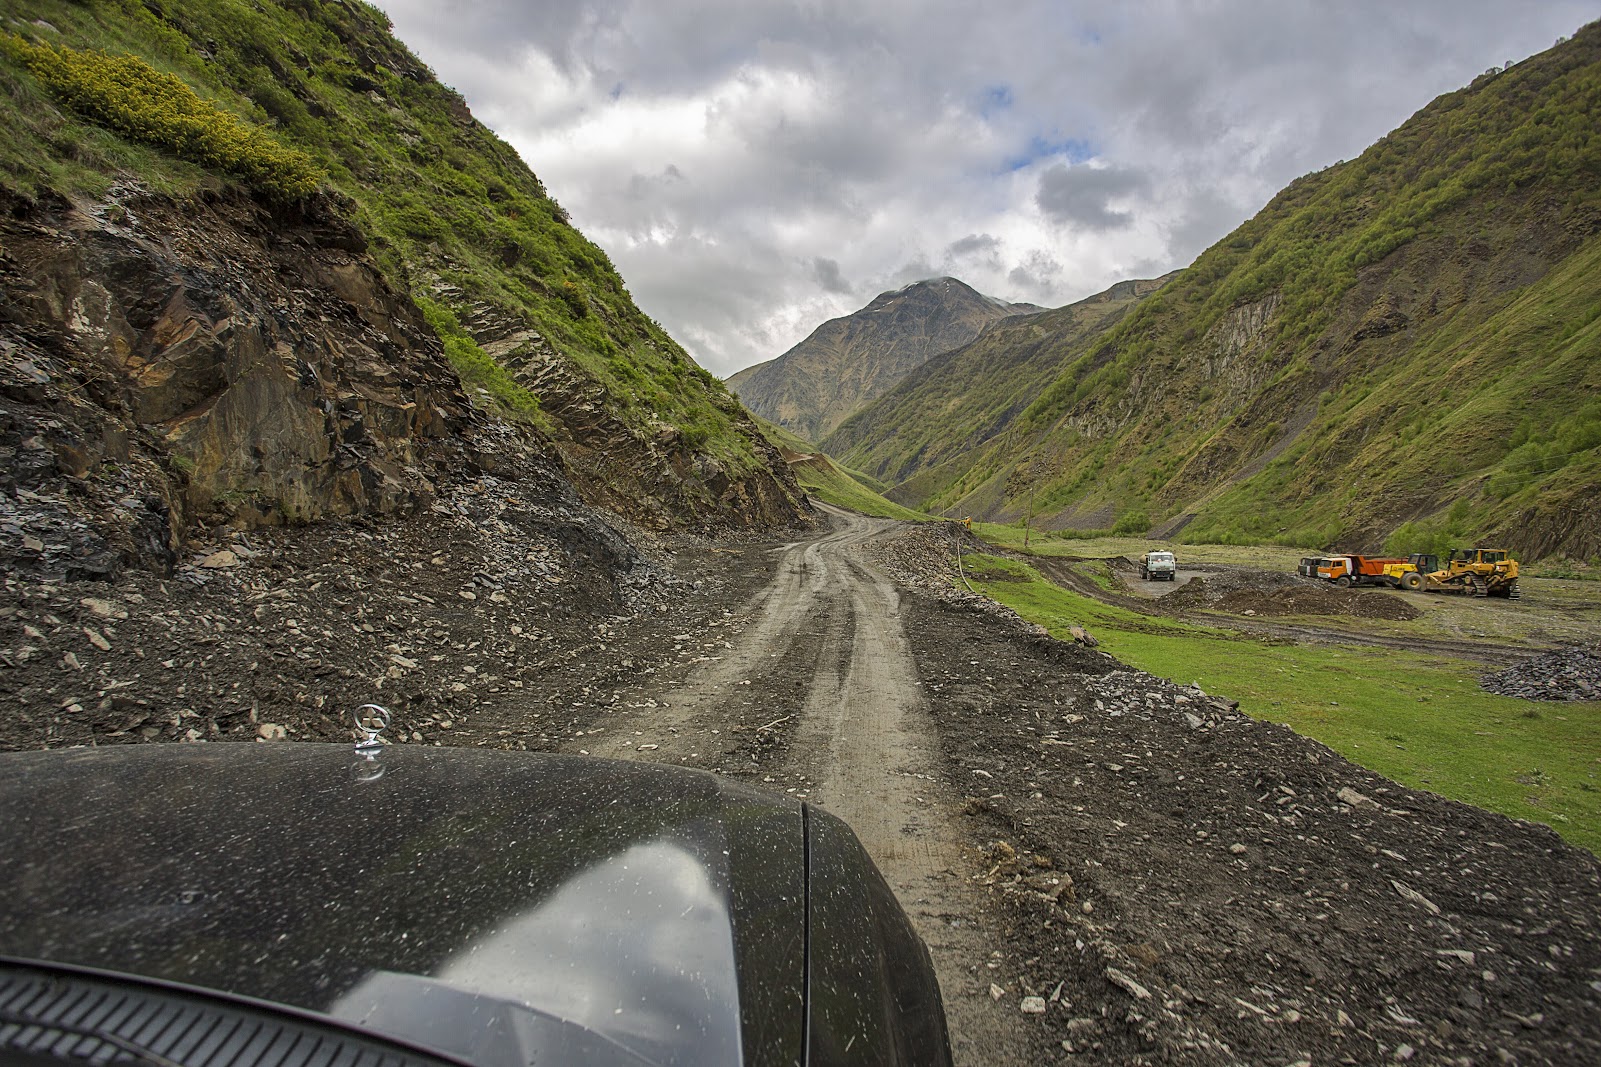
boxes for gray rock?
[1104,967,1151,1000]
[1338,786,1375,807]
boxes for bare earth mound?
[1168,570,1423,621]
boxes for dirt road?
[584,504,1034,1064]
[6,493,1599,1065]
[1120,567,1208,596]
[582,510,1601,1066]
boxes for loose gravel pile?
[0,466,723,754]
[1481,644,1601,700]
[869,521,1048,634]
[905,593,1601,1067]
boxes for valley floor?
[3,496,1600,1065]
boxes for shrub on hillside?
[6,36,320,202]
[1112,509,1151,536]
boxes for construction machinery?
[1312,548,1520,598]
[1416,548,1521,598]
[1315,554,1407,588]
[1380,553,1439,590]
[1140,551,1178,581]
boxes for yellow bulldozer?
[1384,548,1520,598]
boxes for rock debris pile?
[0,469,694,754]
[1161,566,1421,621]
[869,522,1050,636]
[1481,644,1601,700]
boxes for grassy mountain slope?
[841,24,1601,559]
[0,0,804,527]
[727,276,1043,442]
[822,275,1176,513]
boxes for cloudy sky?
[371,1,1596,377]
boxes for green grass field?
[962,552,1601,855]
[972,523,1601,646]
[971,523,1318,569]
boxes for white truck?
[1140,550,1177,581]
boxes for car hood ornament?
[351,703,392,781]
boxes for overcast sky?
[371,1,1596,378]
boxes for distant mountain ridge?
[726,277,1043,443]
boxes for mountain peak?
[873,276,995,304]
[727,275,1040,442]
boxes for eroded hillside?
[0,0,807,570]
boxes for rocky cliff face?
[434,291,808,532]
[727,277,1042,443]
[0,0,813,576]
[0,178,811,586]
[1,184,472,579]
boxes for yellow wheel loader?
[1381,553,1438,591]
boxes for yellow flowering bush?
[8,36,321,201]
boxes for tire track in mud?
[588,504,1029,1065]
[585,515,861,760]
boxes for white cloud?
[374,0,1597,376]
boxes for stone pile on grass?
[1480,644,1601,700]
[1164,568,1421,620]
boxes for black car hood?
[0,744,806,1067]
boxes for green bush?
[7,36,320,201]
[1048,527,1113,540]
[1112,509,1151,536]
[1383,499,1478,557]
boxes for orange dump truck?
[1314,554,1407,588]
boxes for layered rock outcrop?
[437,292,810,532]
[1,184,470,578]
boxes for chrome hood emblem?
[351,704,392,782]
